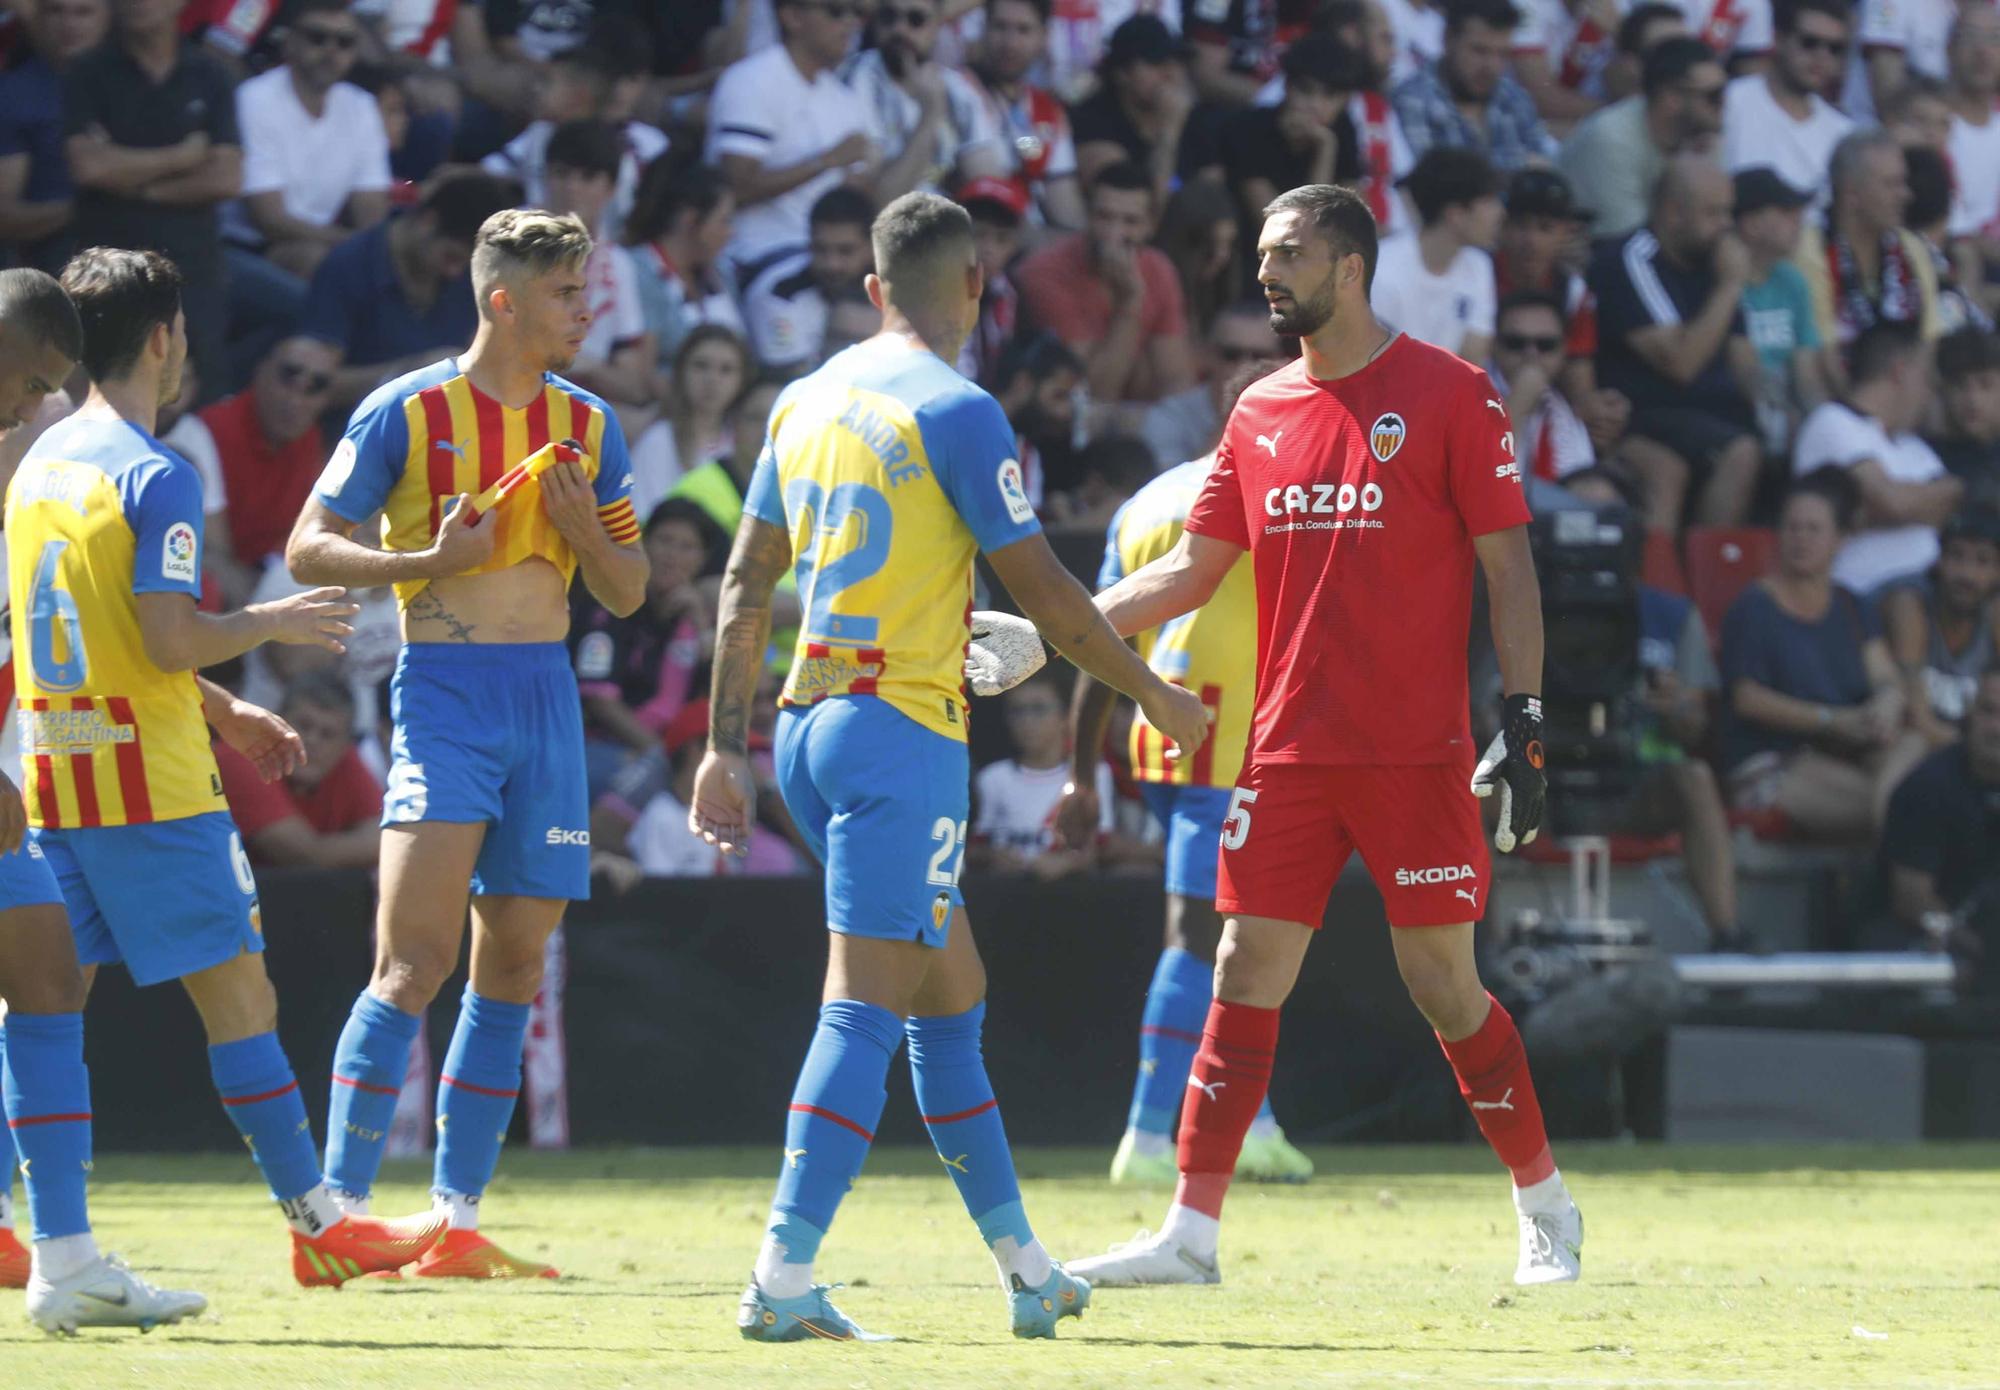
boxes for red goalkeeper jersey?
[1184,335,1531,767]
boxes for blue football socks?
[2,1014,92,1240]
[324,991,422,1200]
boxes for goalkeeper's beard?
[1267,271,1337,338]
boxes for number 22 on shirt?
[786,478,892,646]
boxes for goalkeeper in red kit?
[1053,182,1578,1287]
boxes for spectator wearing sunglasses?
[227,0,389,281]
[841,0,1004,199]
[1855,0,1961,122]
[197,335,340,569]
[1720,0,1852,208]
[1490,289,1595,484]
[1558,36,1725,241]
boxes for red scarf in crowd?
[1357,91,1396,227]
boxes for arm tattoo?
[709,517,792,755]
[407,588,479,643]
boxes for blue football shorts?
[37,812,261,987]
[775,695,968,947]
[383,642,590,900]
[1140,782,1232,903]
[0,836,66,912]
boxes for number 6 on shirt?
[1220,786,1258,851]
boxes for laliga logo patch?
[162,521,198,584]
[997,458,1035,524]
[1369,413,1406,463]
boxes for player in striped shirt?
[287,209,647,1279]
[7,250,447,1308]
[1060,358,1314,1188]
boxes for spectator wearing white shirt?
[741,185,876,374]
[1946,7,2000,265]
[969,674,1116,877]
[1853,0,1959,120]
[704,0,878,289]
[1370,146,1501,362]
[1792,321,1964,595]
[542,119,659,418]
[1719,0,1851,207]
[843,0,1007,199]
[1510,0,1615,132]
[228,0,390,279]
[481,24,670,245]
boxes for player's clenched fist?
[426,492,497,576]
[1471,693,1547,852]
[255,586,360,654]
[1142,680,1210,762]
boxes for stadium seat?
[1684,527,1776,645]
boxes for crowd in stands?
[4,0,1999,958]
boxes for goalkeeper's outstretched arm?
[1090,530,1244,638]
[986,533,1210,760]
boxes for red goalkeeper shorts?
[1213,761,1490,929]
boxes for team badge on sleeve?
[1369,414,1406,462]
[162,522,198,583]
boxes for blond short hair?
[471,209,594,316]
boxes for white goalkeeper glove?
[964,611,1047,696]
[1471,694,1547,853]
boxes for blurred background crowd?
[2,0,1998,968]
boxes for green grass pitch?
[3,1143,1997,1389]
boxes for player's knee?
[372,950,454,1011]
[1395,950,1482,1034]
[1212,931,1286,1005]
[7,967,87,1016]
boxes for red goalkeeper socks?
[1438,994,1555,1187]
[1171,999,1280,1221]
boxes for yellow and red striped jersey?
[1099,457,1255,789]
[6,415,227,828]
[313,359,639,607]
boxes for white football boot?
[27,1253,207,1334]
[1066,1229,1221,1287]
[1514,1197,1584,1285]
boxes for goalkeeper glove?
[1471,693,1546,853]
[964,611,1047,696]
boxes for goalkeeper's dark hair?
[1263,183,1379,292]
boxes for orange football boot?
[293,1209,451,1287]
[0,1226,29,1289]
[408,1228,558,1280]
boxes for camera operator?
[1881,667,2000,978]
[1563,468,1749,951]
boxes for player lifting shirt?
[287,209,648,1280]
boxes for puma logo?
[784,1147,807,1169]
[1471,1087,1515,1112]
[1255,431,1282,456]
[1485,398,1506,415]
[433,438,470,459]
[940,1153,969,1174]
[1456,887,1479,907]
[1187,1077,1227,1102]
